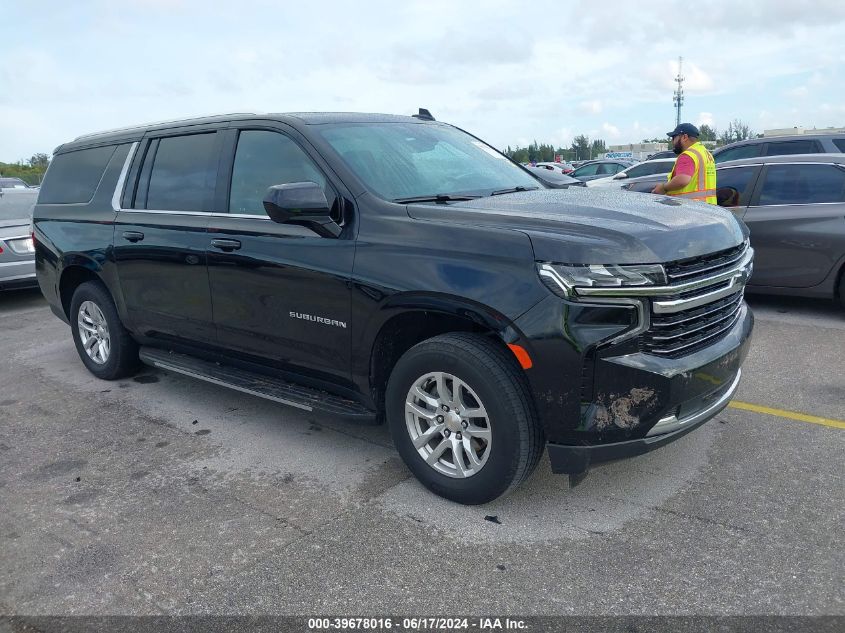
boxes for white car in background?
[587,158,676,188]
[534,161,574,174]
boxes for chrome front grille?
[568,240,753,357]
[641,242,750,357]
[640,290,744,357]
[664,241,748,284]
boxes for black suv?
[34,112,754,504]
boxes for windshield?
[316,122,540,201]
[0,190,37,221]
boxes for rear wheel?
[70,281,140,380]
[386,333,543,505]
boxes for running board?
[138,347,377,422]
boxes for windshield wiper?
[490,186,539,196]
[393,194,481,204]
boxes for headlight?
[538,262,667,298]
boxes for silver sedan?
[0,188,38,291]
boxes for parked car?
[0,177,33,190]
[535,161,574,175]
[34,111,753,504]
[569,159,635,183]
[0,188,38,290]
[588,158,676,188]
[646,150,675,161]
[524,166,585,188]
[713,133,845,164]
[622,154,845,307]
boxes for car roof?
[59,111,436,153]
[717,153,845,168]
[629,158,675,165]
[714,133,845,153]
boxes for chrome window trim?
[111,142,139,212]
[211,212,272,220]
[573,248,753,299]
[647,370,742,437]
[747,201,845,209]
[116,208,211,216]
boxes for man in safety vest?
[651,123,717,204]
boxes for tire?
[386,332,544,505]
[69,280,140,380]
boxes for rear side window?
[757,164,845,206]
[833,139,845,152]
[573,163,601,177]
[143,133,217,211]
[716,166,759,207]
[38,145,117,204]
[714,144,762,164]
[764,140,820,156]
[625,162,671,178]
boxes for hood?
[407,188,747,264]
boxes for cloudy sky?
[2,0,844,161]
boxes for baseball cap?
[666,123,700,138]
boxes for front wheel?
[386,333,543,504]
[70,280,140,380]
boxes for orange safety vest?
[666,141,717,204]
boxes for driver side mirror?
[263,182,341,238]
[613,172,628,180]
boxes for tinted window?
[833,139,845,152]
[764,140,820,156]
[625,162,672,178]
[38,145,117,204]
[714,144,762,164]
[716,166,758,207]
[757,164,845,206]
[0,178,29,188]
[229,130,329,216]
[145,133,216,211]
[572,163,601,177]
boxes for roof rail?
[72,112,259,141]
[412,108,435,121]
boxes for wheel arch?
[364,293,533,417]
[58,256,109,320]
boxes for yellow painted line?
[729,401,845,429]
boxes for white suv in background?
[588,158,676,188]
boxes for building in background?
[606,142,667,161]
[763,126,845,137]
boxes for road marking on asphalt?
[729,401,845,429]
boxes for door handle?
[122,231,145,242]
[210,238,242,251]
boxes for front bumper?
[548,367,742,474]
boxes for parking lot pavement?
[1,290,842,616]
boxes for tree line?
[0,153,50,185]
[4,119,758,183]
[505,119,757,163]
